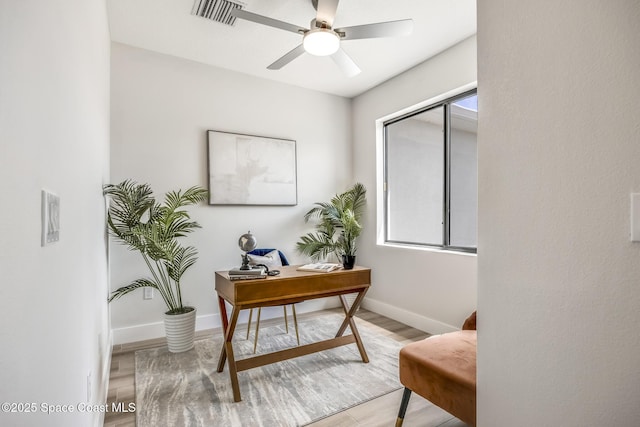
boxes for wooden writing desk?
[215,265,371,402]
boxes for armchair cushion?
[399,330,477,425]
[397,311,477,426]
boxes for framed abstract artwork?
[207,130,297,205]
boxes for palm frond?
[165,246,199,282]
[296,232,337,261]
[108,278,157,302]
[303,202,331,222]
[347,182,367,218]
[164,186,209,212]
[165,217,202,238]
[103,180,154,228]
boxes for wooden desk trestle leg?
[216,296,243,401]
[216,296,229,371]
[336,289,369,363]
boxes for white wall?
[110,43,352,343]
[0,1,111,426]
[478,1,640,425]
[352,36,477,333]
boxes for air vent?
[192,0,246,26]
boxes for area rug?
[135,311,403,427]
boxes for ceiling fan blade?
[267,44,306,70]
[335,19,413,40]
[231,8,308,35]
[331,48,361,77]
[315,0,340,27]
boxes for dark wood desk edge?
[219,286,368,308]
[215,265,371,279]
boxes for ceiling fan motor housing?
[303,25,340,56]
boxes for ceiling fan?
[230,0,413,77]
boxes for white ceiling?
[107,0,476,98]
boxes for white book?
[297,263,342,273]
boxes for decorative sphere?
[238,231,257,252]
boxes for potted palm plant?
[296,183,367,269]
[103,180,208,353]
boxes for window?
[383,90,477,252]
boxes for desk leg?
[336,289,367,336]
[216,305,242,402]
[226,310,242,402]
[216,296,229,371]
[336,290,369,363]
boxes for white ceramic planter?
[164,307,196,353]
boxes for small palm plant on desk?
[296,183,367,269]
[103,180,208,352]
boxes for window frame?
[383,88,477,254]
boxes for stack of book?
[227,266,267,281]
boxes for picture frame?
[207,130,297,205]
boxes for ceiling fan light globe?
[303,29,340,56]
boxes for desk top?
[215,265,370,308]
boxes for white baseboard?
[112,316,217,344]
[361,297,459,335]
[112,299,340,345]
[95,330,113,427]
[113,320,167,345]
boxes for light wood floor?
[104,308,468,427]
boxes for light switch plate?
[41,189,60,246]
[631,193,640,242]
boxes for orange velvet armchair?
[396,311,477,426]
